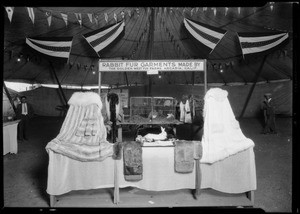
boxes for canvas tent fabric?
[3,4,293,87]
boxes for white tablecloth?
[47,146,256,196]
[3,120,19,155]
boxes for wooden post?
[113,159,120,204]
[98,71,101,95]
[239,55,267,118]
[49,195,56,207]
[3,81,17,114]
[204,60,207,93]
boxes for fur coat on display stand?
[45,92,113,162]
[200,88,255,164]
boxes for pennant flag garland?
[87,13,93,23]
[237,31,289,57]
[5,7,14,23]
[225,7,228,16]
[183,18,227,55]
[94,14,99,25]
[82,21,125,57]
[45,11,52,27]
[128,10,131,17]
[27,7,35,24]
[75,13,82,27]
[61,13,68,27]
[26,37,73,62]
[121,11,125,19]
[114,12,117,23]
[104,13,108,23]
[191,8,194,16]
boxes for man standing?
[16,96,34,141]
[261,93,277,134]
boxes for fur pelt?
[123,141,143,181]
[174,140,194,173]
[68,92,102,109]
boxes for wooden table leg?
[246,190,254,205]
[194,159,201,199]
[113,160,120,204]
[49,195,56,207]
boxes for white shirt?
[22,103,28,115]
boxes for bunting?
[114,12,117,23]
[45,11,52,27]
[26,37,73,62]
[87,13,93,23]
[237,31,289,57]
[27,7,35,24]
[5,7,14,23]
[82,21,125,57]
[183,18,227,54]
[94,14,99,25]
[61,13,68,27]
[75,13,82,27]
[104,13,108,23]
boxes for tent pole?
[239,55,268,119]
[204,59,207,93]
[3,81,17,114]
[124,72,129,87]
[98,71,102,95]
[49,62,68,106]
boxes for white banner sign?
[99,60,205,72]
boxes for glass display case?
[129,97,176,123]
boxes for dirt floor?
[2,116,293,211]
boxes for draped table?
[47,146,256,207]
[3,120,20,155]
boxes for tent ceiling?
[3,3,293,87]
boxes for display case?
[129,97,176,123]
[130,97,152,121]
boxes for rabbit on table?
[144,126,167,141]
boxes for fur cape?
[200,88,254,164]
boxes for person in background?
[16,96,34,141]
[261,93,277,134]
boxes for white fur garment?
[68,91,103,109]
[200,88,254,164]
[46,91,113,162]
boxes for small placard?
[146,70,159,75]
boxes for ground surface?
[2,116,293,211]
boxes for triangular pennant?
[27,7,35,24]
[61,13,68,27]
[191,8,194,16]
[238,7,241,14]
[104,13,108,23]
[45,11,52,27]
[121,11,125,20]
[128,10,131,17]
[225,7,228,16]
[87,13,93,23]
[114,12,117,23]
[94,14,99,25]
[5,7,14,23]
[75,13,82,27]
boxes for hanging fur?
[106,93,119,143]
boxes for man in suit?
[261,93,277,134]
[16,96,34,141]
